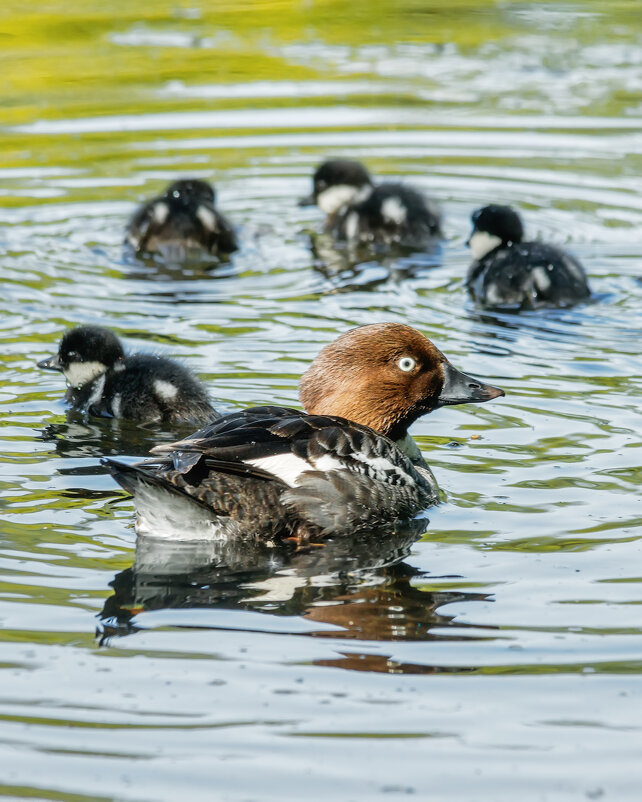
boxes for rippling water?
[1,1,641,799]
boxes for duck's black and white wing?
[145,405,438,536]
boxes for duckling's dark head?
[37,326,124,388]
[467,204,524,261]
[300,159,374,215]
[165,179,216,207]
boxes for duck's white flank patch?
[317,184,360,215]
[344,211,360,240]
[315,450,414,484]
[152,201,170,225]
[63,361,107,389]
[111,393,122,418]
[469,230,502,260]
[247,453,312,488]
[532,266,552,292]
[313,454,352,473]
[154,380,178,401]
[381,196,407,225]
[196,204,218,232]
[87,374,106,408]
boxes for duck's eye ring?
[66,350,77,360]
[397,356,416,372]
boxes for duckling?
[125,179,238,260]
[466,205,591,309]
[300,159,442,248]
[104,323,503,541]
[38,326,218,427]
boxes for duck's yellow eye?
[397,356,416,372]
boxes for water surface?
[1,1,641,799]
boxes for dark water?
[1,2,641,799]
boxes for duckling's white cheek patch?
[87,374,106,408]
[154,380,178,401]
[196,204,218,232]
[152,202,170,225]
[63,361,107,388]
[382,196,407,225]
[317,185,359,215]
[468,231,502,260]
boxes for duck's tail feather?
[102,458,222,540]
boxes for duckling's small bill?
[37,354,62,371]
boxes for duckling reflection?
[39,412,200,462]
[467,304,591,348]
[99,527,492,675]
[310,232,443,294]
[122,246,237,284]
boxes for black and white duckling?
[37,326,218,427]
[300,159,442,247]
[125,179,238,260]
[466,205,591,310]
[104,323,503,542]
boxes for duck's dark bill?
[298,194,316,207]
[37,355,62,371]
[437,362,505,406]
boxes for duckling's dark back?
[467,241,591,309]
[126,183,238,259]
[334,183,441,246]
[99,354,218,427]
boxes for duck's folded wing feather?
[149,406,305,453]
[281,470,432,536]
[152,405,427,489]
[142,406,437,534]
[151,407,419,483]
[109,406,437,537]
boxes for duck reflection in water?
[99,526,493,675]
